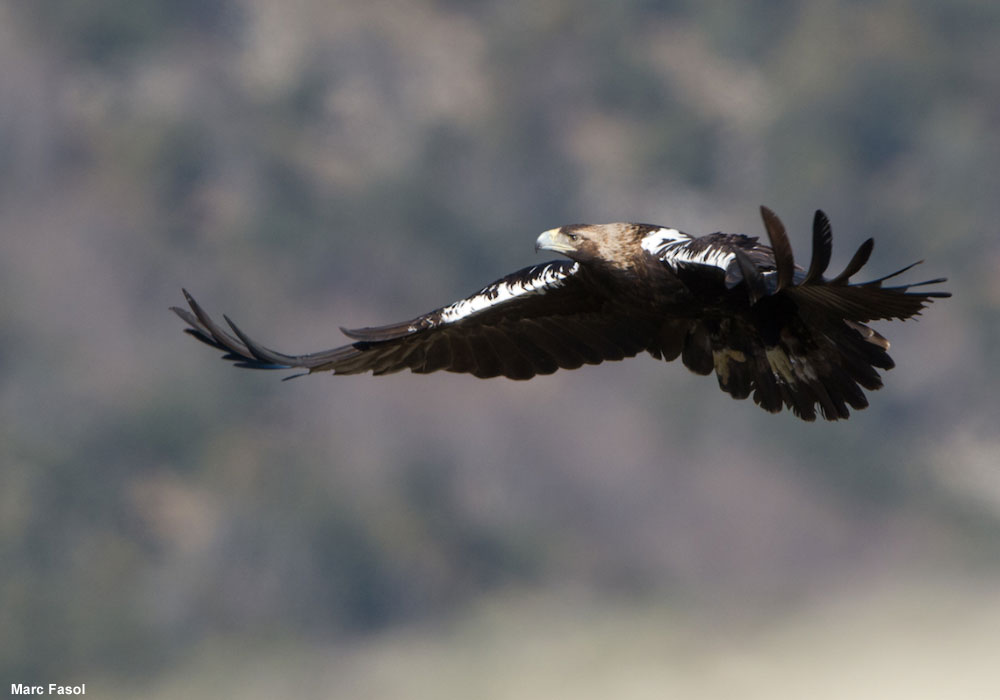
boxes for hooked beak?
[535,227,576,255]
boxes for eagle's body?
[173,207,949,421]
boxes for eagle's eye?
[566,232,579,242]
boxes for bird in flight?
[173,206,949,421]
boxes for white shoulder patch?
[640,228,689,256]
[437,262,580,325]
[642,228,738,274]
[660,244,737,272]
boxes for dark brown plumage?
[172,206,949,421]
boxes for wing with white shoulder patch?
[642,229,778,292]
[642,229,738,272]
[435,260,581,326]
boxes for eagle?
[173,206,949,421]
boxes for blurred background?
[1,0,998,697]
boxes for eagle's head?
[535,223,644,269]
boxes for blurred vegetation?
[1,0,999,690]
[17,0,236,65]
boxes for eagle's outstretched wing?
[172,261,658,380]
[647,206,950,420]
